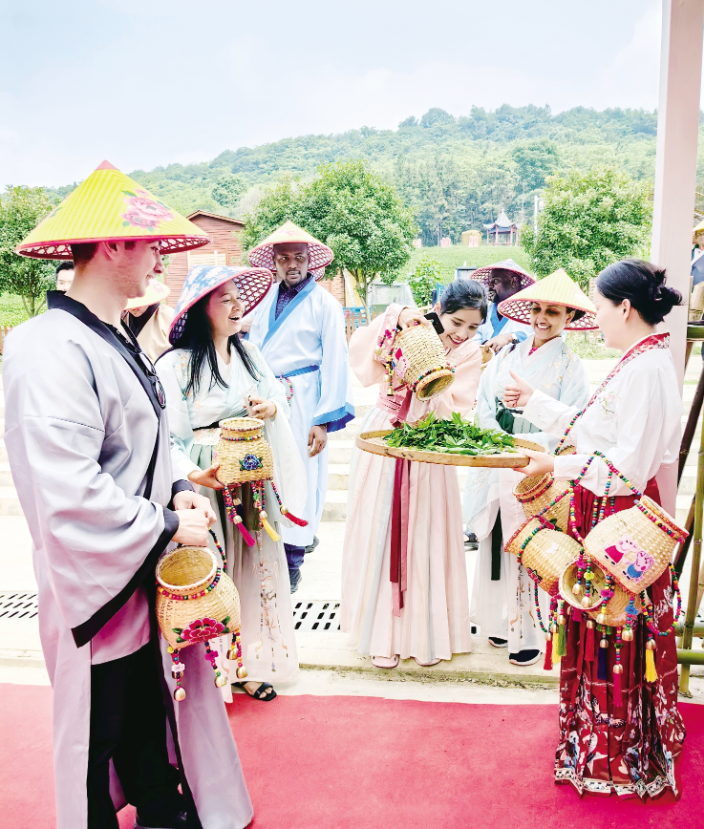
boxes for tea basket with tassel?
[513,473,570,532]
[529,450,686,686]
[375,322,455,401]
[156,530,246,701]
[214,417,307,546]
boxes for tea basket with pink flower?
[156,532,244,702]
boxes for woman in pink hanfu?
[340,280,485,668]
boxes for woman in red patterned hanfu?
[504,259,686,799]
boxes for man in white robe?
[8,162,253,829]
[248,221,355,591]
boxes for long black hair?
[440,279,488,321]
[169,291,260,396]
[596,259,683,325]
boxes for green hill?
[50,105,704,246]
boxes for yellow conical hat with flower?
[16,161,211,260]
[497,268,598,330]
[248,220,333,281]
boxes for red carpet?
[1,684,703,828]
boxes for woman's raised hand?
[503,370,535,409]
[188,462,225,491]
[398,307,433,330]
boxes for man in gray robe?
[8,163,254,829]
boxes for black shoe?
[134,811,187,829]
[488,637,508,648]
[509,649,541,667]
[305,536,320,555]
[289,569,302,593]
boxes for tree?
[244,160,416,311]
[241,177,304,251]
[212,174,245,213]
[408,255,441,307]
[0,186,57,317]
[420,108,455,128]
[522,166,652,290]
[511,139,559,192]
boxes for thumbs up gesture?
[503,370,534,409]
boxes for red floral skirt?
[556,480,685,798]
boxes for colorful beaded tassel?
[270,480,308,527]
[223,485,256,547]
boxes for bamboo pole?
[678,356,704,482]
[679,405,704,696]
[677,649,704,665]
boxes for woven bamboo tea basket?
[156,547,241,650]
[583,495,687,593]
[156,544,245,700]
[559,560,642,628]
[513,473,570,531]
[394,324,454,401]
[504,518,581,595]
[215,417,274,485]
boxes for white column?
[652,0,704,513]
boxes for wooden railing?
[344,307,380,342]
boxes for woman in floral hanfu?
[505,259,686,798]
[464,269,591,667]
[158,265,306,701]
[341,280,485,668]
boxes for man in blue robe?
[248,222,355,591]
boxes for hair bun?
[653,284,684,306]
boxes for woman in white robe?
[465,269,592,666]
[158,265,306,701]
[340,280,484,667]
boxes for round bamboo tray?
[356,430,545,468]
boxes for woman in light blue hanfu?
[464,269,593,667]
[157,264,306,702]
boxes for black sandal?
[232,681,277,701]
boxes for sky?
[0,0,673,188]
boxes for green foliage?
[523,166,652,289]
[0,186,57,317]
[0,293,32,327]
[244,160,416,309]
[408,245,533,283]
[419,108,455,128]
[241,178,303,249]
[212,174,245,213]
[511,140,559,192]
[384,412,517,455]
[565,332,621,360]
[50,105,669,233]
[408,255,441,306]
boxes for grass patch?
[407,245,533,283]
[0,294,34,328]
[565,333,620,360]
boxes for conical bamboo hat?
[169,265,273,345]
[125,278,171,310]
[469,258,535,290]
[248,220,333,281]
[16,161,211,260]
[497,268,597,331]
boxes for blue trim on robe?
[262,278,317,350]
[314,402,356,433]
[487,303,528,342]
